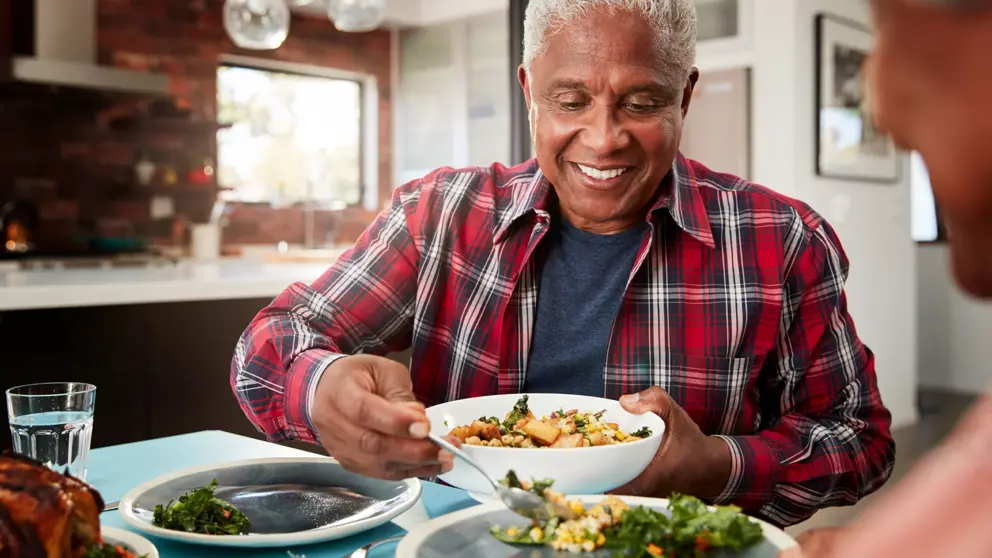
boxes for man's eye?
[558,100,587,111]
[624,102,659,113]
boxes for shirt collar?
[494,153,714,248]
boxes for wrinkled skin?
[518,7,698,234]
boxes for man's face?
[867,0,992,297]
[518,9,697,235]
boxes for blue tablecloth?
[90,430,480,557]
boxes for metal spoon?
[427,432,574,522]
[347,535,403,557]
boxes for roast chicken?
[0,451,104,558]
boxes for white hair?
[522,0,697,91]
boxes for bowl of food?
[426,393,665,499]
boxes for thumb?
[368,357,419,403]
[620,387,671,417]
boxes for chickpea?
[465,436,482,445]
[489,439,502,447]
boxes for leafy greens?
[151,479,250,535]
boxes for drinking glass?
[6,382,97,480]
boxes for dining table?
[90,430,481,558]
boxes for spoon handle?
[427,432,500,491]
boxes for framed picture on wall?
[814,13,899,182]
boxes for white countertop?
[0,260,332,311]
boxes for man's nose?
[580,105,631,155]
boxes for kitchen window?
[216,61,369,207]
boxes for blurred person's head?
[867,0,992,297]
[518,0,699,234]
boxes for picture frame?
[814,13,899,183]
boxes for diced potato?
[550,433,583,448]
[448,426,471,441]
[586,431,606,446]
[468,420,490,438]
[607,423,619,430]
[514,418,529,430]
[623,436,642,443]
[526,409,536,420]
[522,419,561,446]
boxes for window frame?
[217,55,380,211]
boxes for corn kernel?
[616,431,626,441]
[597,533,606,546]
[506,527,519,537]
[529,527,543,541]
[568,500,585,515]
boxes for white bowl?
[426,393,665,498]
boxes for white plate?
[101,526,159,558]
[397,494,798,557]
[427,393,665,496]
[119,456,421,548]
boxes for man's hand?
[778,528,846,558]
[310,354,455,480]
[610,386,731,499]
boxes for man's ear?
[681,67,700,118]
[517,64,532,111]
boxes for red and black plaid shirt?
[232,154,894,527]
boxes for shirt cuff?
[710,435,784,507]
[284,349,348,442]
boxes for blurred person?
[782,0,992,555]
[231,0,895,526]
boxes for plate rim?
[101,525,159,558]
[396,494,798,557]
[118,456,422,548]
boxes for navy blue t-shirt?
[524,214,647,396]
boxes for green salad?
[152,479,251,535]
[491,472,763,557]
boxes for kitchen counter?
[0,259,332,311]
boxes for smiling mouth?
[574,163,631,181]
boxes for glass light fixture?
[326,0,387,32]
[223,0,291,50]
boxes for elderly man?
[231,0,893,527]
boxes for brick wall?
[0,0,391,252]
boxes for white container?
[190,224,221,261]
[427,393,665,501]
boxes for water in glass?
[6,383,97,480]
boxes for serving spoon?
[426,432,575,522]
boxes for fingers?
[335,373,431,439]
[619,386,672,416]
[778,549,804,558]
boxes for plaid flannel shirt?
[232,154,895,527]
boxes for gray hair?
[522,0,697,90]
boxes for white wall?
[918,245,992,394]
[731,0,919,428]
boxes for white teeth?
[576,164,627,180]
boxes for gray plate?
[119,457,421,548]
[397,495,796,558]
